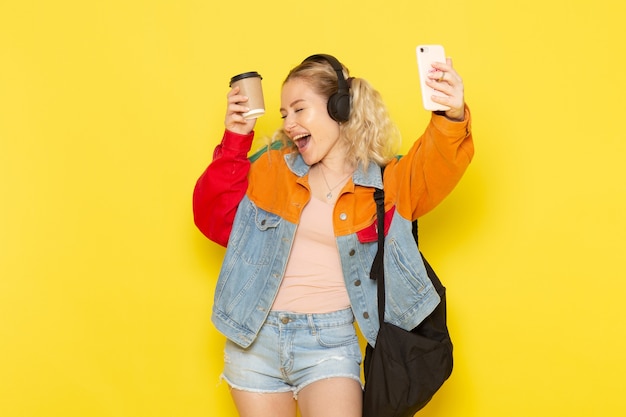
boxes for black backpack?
[362,173,454,417]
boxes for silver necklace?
[319,163,352,200]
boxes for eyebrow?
[279,98,306,113]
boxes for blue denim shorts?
[222,307,362,397]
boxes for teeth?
[293,133,310,140]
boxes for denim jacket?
[193,109,473,348]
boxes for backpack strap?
[370,166,386,326]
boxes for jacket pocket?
[383,237,431,316]
[230,200,282,266]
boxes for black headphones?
[301,54,351,122]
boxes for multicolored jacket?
[193,109,474,348]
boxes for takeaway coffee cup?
[229,71,265,119]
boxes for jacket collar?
[284,153,384,189]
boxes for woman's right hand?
[224,86,257,135]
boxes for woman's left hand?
[427,58,465,121]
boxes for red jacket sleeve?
[193,130,254,247]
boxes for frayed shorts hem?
[220,373,363,399]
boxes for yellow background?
[1,0,624,416]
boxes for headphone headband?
[301,54,351,122]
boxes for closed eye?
[280,108,304,119]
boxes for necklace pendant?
[326,191,332,200]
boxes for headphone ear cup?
[301,54,351,122]
[328,91,350,122]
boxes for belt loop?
[307,314,317,335]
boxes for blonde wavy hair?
[273,57,401,169]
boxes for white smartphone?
[416,45,450,111]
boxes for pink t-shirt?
[271,196,351,313]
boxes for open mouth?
[292,133,311,150]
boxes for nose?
[283,114,296,134]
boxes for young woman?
[193,53,474,417]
